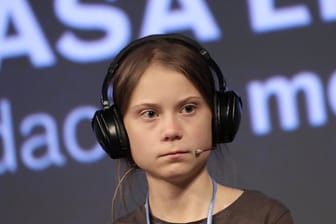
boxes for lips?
[159,150,190,157]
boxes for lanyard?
[145,178,218,224]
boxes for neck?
[146,169,214,223]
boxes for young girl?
[92,34,293,224]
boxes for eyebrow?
[130,96,203,110]
[176,96,203,107]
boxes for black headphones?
[91,34,242,159]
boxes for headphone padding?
[213,91,242,143]
[91,106,129,159]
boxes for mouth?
[159,150,190,158]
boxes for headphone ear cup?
[91,105,130,159]
[213,91,242,144]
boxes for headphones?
[91,34,242,159]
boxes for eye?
[141,110,158,119]
[181,104,196,114]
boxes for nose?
[160,115,183,142]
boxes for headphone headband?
[101,33,226,109]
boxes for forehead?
[128,63,202,104]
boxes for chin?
[148,164,207,184]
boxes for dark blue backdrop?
[1,0,335,223]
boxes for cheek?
[128,135,153,169]
[192,116,213,146]
[124,121,152,165]
[125,127,143,152]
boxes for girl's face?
[123,63,212,183]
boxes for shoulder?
[216,190,294,224]
[112,206,146,224]
[237,190,287,208]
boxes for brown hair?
[112,38,215,116]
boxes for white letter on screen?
[55,0,131,63]
[247,72,326,135]
[0,0,55,69]
[63,106,104,163]
[141,0,221,41]
[247,0,311,33]
[20,113,66,170]
[319,0,336,22]
[0,99,17,175]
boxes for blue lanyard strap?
[145,178,218,224]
